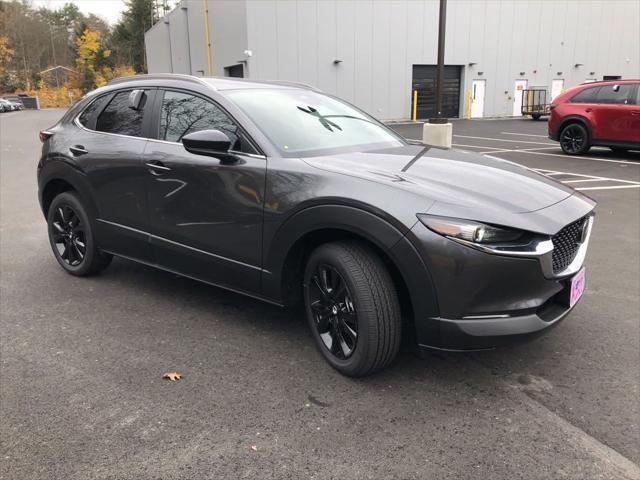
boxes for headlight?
[416,214,524,244]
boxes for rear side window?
[596,84,636,105]
[96,90,148,137]
[570,87,599,103]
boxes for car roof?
[107,73,321,92]
[580,79,639,86]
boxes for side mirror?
[128,89,146,110]
[181,129,232,158]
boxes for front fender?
[261,204,440,341]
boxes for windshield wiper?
[297,106,343,132]
[297,106,380,133]
[401,145,431,172]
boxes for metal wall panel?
[145,0,640,120]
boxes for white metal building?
[145,0,640,121]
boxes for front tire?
[559,123,591,155]
[47,191,112,276]
[303,241,401,377]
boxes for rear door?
[591,83,638,142]
[74,88,156,261]
[143,89,266,293]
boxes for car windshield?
[226,88,404,157]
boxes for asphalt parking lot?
[1,109,639,479]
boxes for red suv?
[548,79,640,155]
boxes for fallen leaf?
[162,372,183,381]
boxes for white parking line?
[530,168,640,191]
[454,134,555,146]
[576,185,640,191]
[503,148,640,166]
[477,146,559,154]
[533,169,640,184]
[562,178,610,183]
[500,132,550,138]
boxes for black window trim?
[149,87,265,158]
[569,86,600,104]
[74,88,158,140]
[594,83,637,105]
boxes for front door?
[144,89,266,293]
[470,79,486,118]
[74,88,155,261]
[513,80,528,116]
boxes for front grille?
[551,216,587,274]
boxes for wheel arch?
[262,205,439,346]
[39,161,98,220]
[558,115,592,140]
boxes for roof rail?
[107,73,213,89]
[204,76,321,91]
[258,79,322,92]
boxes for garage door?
[412,65,462,119]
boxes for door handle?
[631,110,640,116]
[69,145,88,156]
[584,108,593,113]
[145,161,172,175]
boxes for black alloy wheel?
[51,204,87,267]
[303,241,401,377]
[47,191,112,276]
[559,123,590,155]
[308,264,358,359]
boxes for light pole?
[430,0,447,124]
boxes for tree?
[76,29,112,90]
[0,36,14,68]
[111,0,156,73]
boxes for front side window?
[96,90,147,137]
[225,88,404,157]
[570,87,599,103]
[159,91,240,148]
[596,84,636,105]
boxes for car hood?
[304,144,575,215]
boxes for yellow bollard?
[466,89,472,119]
[412,90,418,121]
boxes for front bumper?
[423,280,580,351]
[404,207,594,351]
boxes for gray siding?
[146,0,640,120]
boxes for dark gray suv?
[37,74,596,376]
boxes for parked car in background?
[548,79,640,155]
[37,74,596,376]
[0,98,24,111]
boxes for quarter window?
[570,87,599,103]
[596,84,635,104]
[78,95,109,129]
[96,90,148,137]
[159,91,242,149]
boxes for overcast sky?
[32,0,127,25]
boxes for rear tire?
[531,114,542,120]
[303,241,401,377]
[559,123,591,155]
[47,191,112,276]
